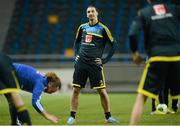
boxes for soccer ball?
[156,104,168,113]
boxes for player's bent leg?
[17,107,31,125]
[11,93,24,107]
[11,93,31,125]
[5,94,18,125]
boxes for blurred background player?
[128,0,180,125]
[145,55,179,114]
[66,5,118,125]
[0,53,31,125]
[151,75,179,115]
[5,63,61,125]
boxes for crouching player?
[5,63,61,125]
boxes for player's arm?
[101,26,117,64]
[73,25,83,63]
[129,13,143,65]
[32,82,58,123]
[74,25,83,56]
[5,94,19,125]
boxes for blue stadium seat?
[3,0,147,62]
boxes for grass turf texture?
[0,93,179,125]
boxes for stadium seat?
[3,0,147,62]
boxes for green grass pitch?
[0,93,180,125]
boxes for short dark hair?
[87,5,98,12]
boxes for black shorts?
[0,53,20,94]
[72,60,106,89]
[138,56,180,100]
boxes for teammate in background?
[0,53,31,125]
[67,5,118,125]
[6,63,61,125]
[152,98,178,114]
[128,0,180,125]
[145,55,179,114]
[151,75,179,114]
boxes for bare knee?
[97,88,107,97]
[72,87,81,95]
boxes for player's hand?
[46,113,59,123]
[42,111,59,124]
[132,52,143,66]
[75,55,79,62]
[73,55,80,66]
[95,58,102,65]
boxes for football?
[156,104,168,113]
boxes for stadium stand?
[3,0,146,63]
[2,0,179,93]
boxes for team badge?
[153,4,166,15]
[85,35,92,42]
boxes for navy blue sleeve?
[129,15,142,36]
[129,14,143,53]
[74,26,82,56]
[73,41,81,56]
[32,80,44,113]
[101,25,116,64]
[102,40,117,64]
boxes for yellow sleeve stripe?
[87,32,103,38]
[75,26,81,39]
[75,23,88,39]
[99,22,114,42]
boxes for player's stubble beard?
[89,18,98,25]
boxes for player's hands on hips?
[95,58,102,65]
[132,52,143,66]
